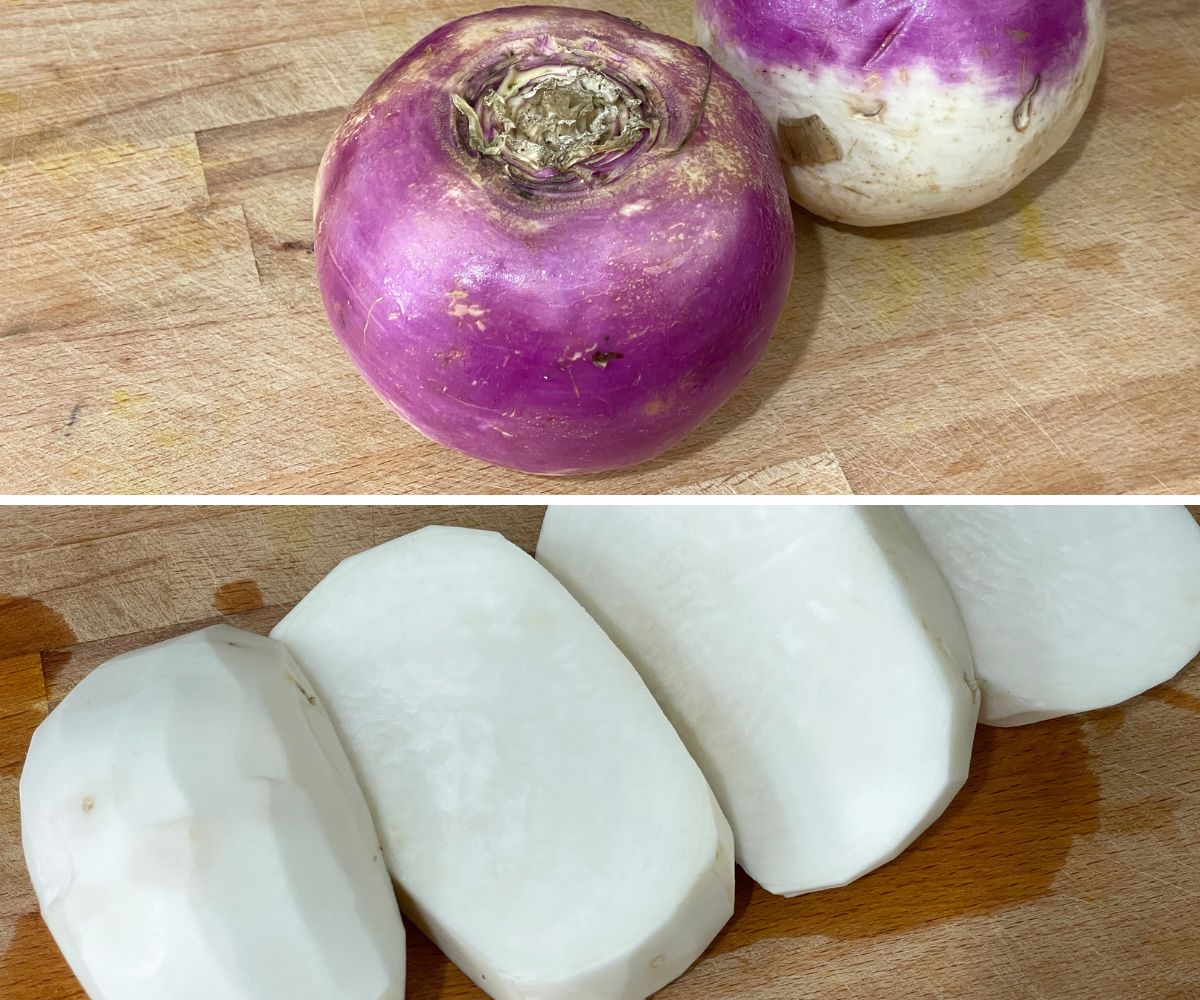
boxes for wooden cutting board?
[1,0,1198,495]
[2,505,1199,998]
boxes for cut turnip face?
[20,625,407,1000]
[904,506,1200,727]
[537,506,979,896]
[696,0,1106,225]
[271,526,733,1000]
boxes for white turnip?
[271,526,733,1000]
[696,0,1106,225]
[905,505,1200,726]
[20,626,407,1000]
[537,506,980,896]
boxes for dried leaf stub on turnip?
[537,506,980,897]
[271,526,734,1000]
[696,0,1106,225]
[905,505,1200,727]
[314,5,795,475]
[20,626,407,1000]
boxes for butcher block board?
[2,505,1200,998]
[1,0,1199,496]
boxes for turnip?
[536,506,980,896]
[695,1,1106,225]
[905,505,1200,727]
[315,6,795,475]
[20,626,407,1000]
[271,527,733,1000]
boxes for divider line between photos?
[0,495,1196,508]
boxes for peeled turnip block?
[904,505,1200,727]
[20,625,406,1000]
[270,526,733,1000]
[537,506,980,897]
[696,1,1106,225]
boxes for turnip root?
[536,506,979,896]
[696,1,1106,225]
[271,527,733,1000]
[20,626,407,1000]
[314,6,795,475]
[905,505,1200,726]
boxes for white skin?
[697,0,1106,225]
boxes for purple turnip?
[696,0,1106,225]
[314,6,795,476]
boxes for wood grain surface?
[1,505,1199,998]
[1,0,1198,495]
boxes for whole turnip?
[696,0,1106,225]
[315,6,795,475]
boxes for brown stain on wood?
[709,717,1100,954]
[1144,686,1200,714]
[0,656,49,769]
[0,596,76,686]
[403,922,478,1000]
[1084,705,1127,736]
[0,912,83,1000]
[0,602,75,994]
[0,596,76,661]
[211,580,264,616]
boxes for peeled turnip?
[696,0,1106,225]
[905,505,1200,727]
[20,626,407,1000]
[271,527,733,1000]
[537,506,979,896]
[315,6,795,475]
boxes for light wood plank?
[1,205,261,340]
[667,455,852,495]
[0,135,210,248]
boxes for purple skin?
[696,0,1092,98]
[315,6,794,476]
